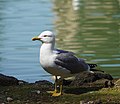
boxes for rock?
[80,101,85,104]
[69,72,114,87]
[18,80,29,85]
[63,79,72,86]
[36,90,41,94]
[6,97,13,102]
[104,80,114,88]
[87,101,94,104]
[35,80,53,86]
[0,73,19,86]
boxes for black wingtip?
[88,64,104,73]
[88,64,97,68]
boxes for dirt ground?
[0,78,120,104]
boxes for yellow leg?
[59,84,63,94]
[47,76,57,94]
[52,78,63,97]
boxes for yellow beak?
[32,37,41,41]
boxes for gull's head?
[32,31,55,43]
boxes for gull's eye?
[44,35,48,37]
[44,35,52,37]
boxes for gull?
[32,31,98,96]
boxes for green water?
[53,0,120,77]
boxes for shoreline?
[0,73,120,104]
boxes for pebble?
[36,90,41,94]
[7,97,13,102]
[87,101,94,104]
[80,101,85,104]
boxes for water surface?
[0,0,120,83]
[0,0,54,82]
[54,0,120,77]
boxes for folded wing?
[54,52,89,74]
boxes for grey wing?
[53,49,74,54]
[54,53,89,74]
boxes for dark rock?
[35,80,53,86]
[105,80,114,88]
[69,72,114,87]
[0,73,19,86]
[63,79,72,86]
[94,72,113,80]
[105,81,109,88]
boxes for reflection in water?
[53,0,80,52]
[53,0,120,77]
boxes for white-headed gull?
[32,30,97,96]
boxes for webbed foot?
[52,92,62,96]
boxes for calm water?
[0,0,54,82]
[54,0,120,77]
[0,0,120,82]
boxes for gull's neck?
[40,42,55,55]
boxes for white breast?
[39,43,71,77]
[40,53,56,68]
